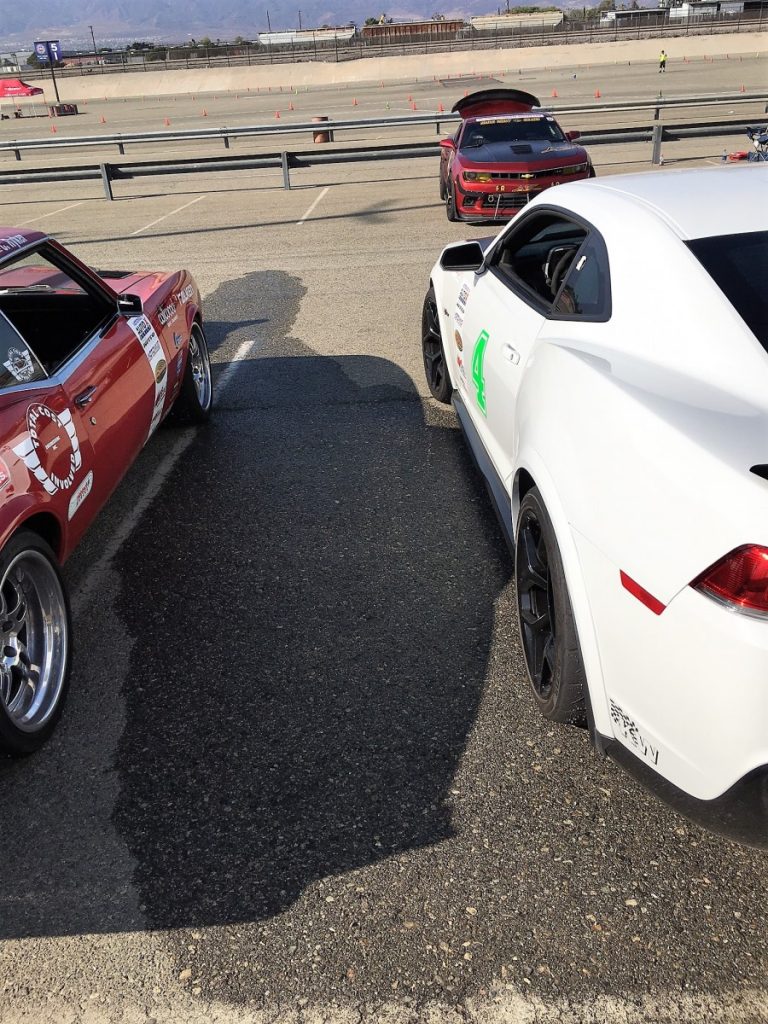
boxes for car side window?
[551,231,612,321]
[0,310,47,389]
[0,245,115,374]
[491,211,588,308]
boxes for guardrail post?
[13,148,21,162]
[223,135,230,149]
[117,140,125,155]
[651,123,663,165]
[100,163,114,200]
[653,105,661,121]
[281,151,291,189]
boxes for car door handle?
[74,385,97,408]
[502,344,521,365]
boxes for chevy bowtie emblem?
[520,173,534,179]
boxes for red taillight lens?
[692,545,768,615]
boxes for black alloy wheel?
[421,287,452,404]
[515,487,586,724]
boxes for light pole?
[89,24,97,55]
[298,9,302,29]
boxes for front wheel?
[421,287,452,404]
[0,531,71,756]
[515,487,586,725]
[173,322,212,423]
[446,183,459,222]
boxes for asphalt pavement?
[0,49,766,1024]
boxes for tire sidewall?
[0,530,71,756]
[421,288,452,404]
[174,322,213,423]
[515,488,585,723]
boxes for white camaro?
[423,164,768,846]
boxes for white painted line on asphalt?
[296,186,329,225]
[17,201,85,226]
[130,194,206,236]
[73,335,258,615]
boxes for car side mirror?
[566,130,581,142]
[117,293,143,315]
[439,137,456,151]
[440,241,485,273]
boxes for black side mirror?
[117,293,143,315]
[440,241,485,273]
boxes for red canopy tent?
[0,78,47,119]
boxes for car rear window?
[686,231,768,348]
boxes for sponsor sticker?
[454,312,464,328]
[13,404,82,495]
[157,301,178,327]
[128,315,168,439]
[3,347,35,383]
[457,284,470,311]
[457,354,467,390]
[175,284,194,304]
[454,330,463,352]
[0,233,29,257]
[172,332,183,349]
[67,469,93,521]
[610,698,660,766]
[0,457,11,492]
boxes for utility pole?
[298,9,302,29]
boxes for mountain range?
[0,0,569,51]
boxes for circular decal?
[155,358,167,385]
[454,330,463,352]
[13,405,82,496]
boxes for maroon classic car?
[439,89,595,223]
[0,228,212,754]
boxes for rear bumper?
[603,736,768,849]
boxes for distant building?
[0,53,21,74]
[470,12,564,31]
[258,28,356,46]
[361,19,464,41]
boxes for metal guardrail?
[1,94,766,161]
[0,116,761,199]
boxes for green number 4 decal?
[471,329,490,416]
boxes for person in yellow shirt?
[659,50,667,73]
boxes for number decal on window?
[471,329,490,416]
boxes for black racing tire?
[446,183,459,222]
[421,286,452,404]
[515,487,586,725]
[172,321,213,424]
[439,174,447,201]
[0,531,71,756]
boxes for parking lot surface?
[0,47,767,1024]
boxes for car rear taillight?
[692,545,768,616]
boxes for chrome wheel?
[0,549,68,734]
[189,325,212,412]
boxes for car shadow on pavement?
[109,347,511,931]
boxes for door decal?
[471,329,490,416]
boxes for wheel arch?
[12,511,64,561]
[512,453,612,738]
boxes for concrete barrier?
[51,32,767,102]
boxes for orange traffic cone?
[437,102,445,113]
[50,124,57,133]
[275,110,281,119]
[740,83,746,92]
[551,88,558,98]
[352,97,358,106]
[288,100,294,110]
[164,117,170,126]
[411,101,417,111]
[201,109,208,117]
[594,88,601,99]
[100,115,106,124]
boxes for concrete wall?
[51,31,767,102]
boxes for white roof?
[546,164,768,240]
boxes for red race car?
[0,228,212,754]
[439,89,595,223]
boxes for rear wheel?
[173,322,212,423]
[0,531,71,756]
[421,287,452,404]
[515,488,586,725]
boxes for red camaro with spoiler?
[439,89,595,223]
[0,228,212,754]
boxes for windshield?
[460,117,566,150]
[686,231,768,347]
